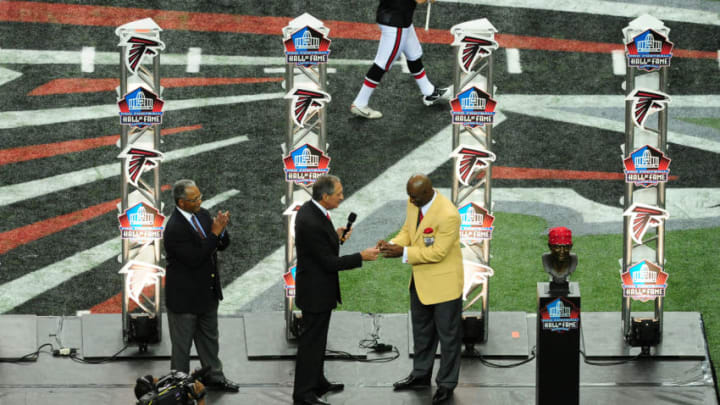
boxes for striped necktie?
[191,215,206,239]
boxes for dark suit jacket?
[294,201,362,313]
[164,207,230,314]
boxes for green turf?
[678,117,720,131]
[338,211,720,389]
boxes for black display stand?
[536,282,581,405]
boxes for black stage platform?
[0,311,717,404]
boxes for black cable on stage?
[466,346,537,369]
[579,349,641,366]
[0,343,55,363]
[69,344,129,364]
[323,313,400,363]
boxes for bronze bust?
[542,227,577,296]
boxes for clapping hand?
[211,210,230,236]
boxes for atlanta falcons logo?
[119,260,165,313]
[119,34,166,74]
[452,36,498,73]
[450,145,496,186]
[285,88,331,127]
[117,146,164,188]
[462,260,494,309]
[623,203,670,244]
[283,201,303,240]
[627,89,671,129]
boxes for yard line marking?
[0,66,22,87]
[611,50,626,76]
[0,92,283,129]
[220,113,507,313]
[29,77,283,96]
[498,102,720,155]
[186,47,201,73]
[440,0,720,27]
[80,46,94,73]
[717,50,720,70]
[0,185,171,255]
[0,190,238,314]
[0,135,248,207]
[0,124,201,166]
[505,48,522,74]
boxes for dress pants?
[409,279,462,389]
[167,305,224,382]
[293,310,332,400]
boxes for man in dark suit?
[164,179,238,393]
[293,175,379,405]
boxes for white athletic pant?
[374,24,423,71]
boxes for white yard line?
[0,190,238,314]
[0,92,283,129]
[0,49,375,67]
[0,136,248,207]
[611,50,626,76]
[80,47,95,73]
[505,48,522,74]
[440,0,720,26]
[186,47,202,73]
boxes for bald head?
[406,174,434,207]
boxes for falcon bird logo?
[450,145,496,185]
[462,261,494,310]
[454,36,498,73]
[627,89,671,129]
[117,146,164,188]
[119,34,166,74]
[285,88,331,127]
[623,203,670,244]
[119,260,165,313]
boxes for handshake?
[359,241,403,261]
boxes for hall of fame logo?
[540,297,580,332]
[118,34,166,75]
[118,260,165,313]
[283,143,331,186]
[451,35,498,73]
[621,260,668,302]
[625,29,674,72]
[623,203,669,244]
[623,145,671,188]
[458,202,494,244]
[450,145,496,186]
[450,87,496,127]
[284,26,331,66]
[117,146,164,188]
[285,88,331,127]
[118,202,165,241]
[283,265,297,298]
[626,89,671,129]
[118,87,164,128]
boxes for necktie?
[191,215,206,239]
[326,212,331,221]
[417,211,424,228]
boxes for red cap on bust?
[548,227,572,245]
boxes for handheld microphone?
[340,212,357,245]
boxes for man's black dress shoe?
[432,386,454,404]
[392,374,431,391]
[293,394,330,405]
[204,377,240,393]
[315,381,344,396]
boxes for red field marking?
[0,185,171,255]
[29,77,283,96]
[492,166,678,181]
[0,124,202,166]
[0,1,715,60]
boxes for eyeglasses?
[184,194,203,203]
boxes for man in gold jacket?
[378,173,463,405]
